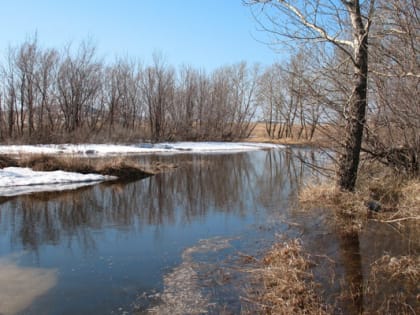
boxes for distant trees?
[0,42,259,143]
[258,49,323,141]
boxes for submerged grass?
[242,239,330,315]
[299,161,420,234]
[364,255,420,314]
[296,161,419,314]
[0,155,18,168]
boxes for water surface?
[0,149,308,314]
[0,148,416,314]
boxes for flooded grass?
[294,162,420,314]
[0,155,18,168]
[146,237,233,315]
[364,255,419,314]
[242,239,330,315]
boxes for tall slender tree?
[248,0,376,191]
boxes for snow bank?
[0,142,284,157]
[0,167,115,197]
[0,142,284,197]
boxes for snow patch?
[0,142,284,157]
[0,167,115,197]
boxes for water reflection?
[1,151,315,253]
[0,257,57,315]
[289,201,419,314]
[0,149,327,314]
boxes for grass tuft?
[364,255,420,314]
[0,155,19,168]
[243,239,330,315]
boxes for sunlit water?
[0,148,416,314]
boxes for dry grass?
[0,155,18,168]
[364,255,420,315]
[299,182,367,235]
[242,239,330,315]
[298,162,419,314]
[1,154,155,181]
[299,161,420,233]
[246,123,337,147]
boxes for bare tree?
[258,63,284,138]
[56,42,102,135]
[141,54,175,141]
[34,48,59,139]
[364,0,419,175]
[2,47,18,139]
[173,65,199,139]
[248,0,376,191]
[258,49,324,141]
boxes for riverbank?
[0,142,283,197]
[0,154,155,181]
[244,162,419,314]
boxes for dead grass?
[245,123,338,148]
[299,182,367,235]
[364,255,420,315]
[298,162,419,314]
[242,239,330,315]
[0,155,18,168]
[1,154,155,181]
[299,161,420,234]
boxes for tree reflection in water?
[0,149,333,314]
[4,152,302,252]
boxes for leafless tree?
[56,42,102,135]
[258,49,324,141]
[141,54,175,141]
[248,0,376,191]
[34,48,59,139]
[258,63,284,138]
[364,0,419,175]
[173,65,199,139]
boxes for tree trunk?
[337,3,369,191]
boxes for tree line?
[0,0,418,185]
[0,42,260,143]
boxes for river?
[0,147,416,314]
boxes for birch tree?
[248,0,376,191]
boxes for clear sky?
[0,0,281,70]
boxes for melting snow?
[0,167,115,197]
[0,142,284,197]
[0,142,284,156]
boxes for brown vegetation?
[0,40,257,144]
[0,154,155,181]
[247,122,329,147]
[0,155,18,168]
[245,163,419,314]
[364,255,420,314]
[299,160,420,231]
[297,162,419,313]
[243,239,329,315]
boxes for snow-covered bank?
[0,142,284,197]
[0,167,116,197]
[0,142,284,157]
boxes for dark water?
[0,148,417,315]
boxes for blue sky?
[0,0,281,70]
